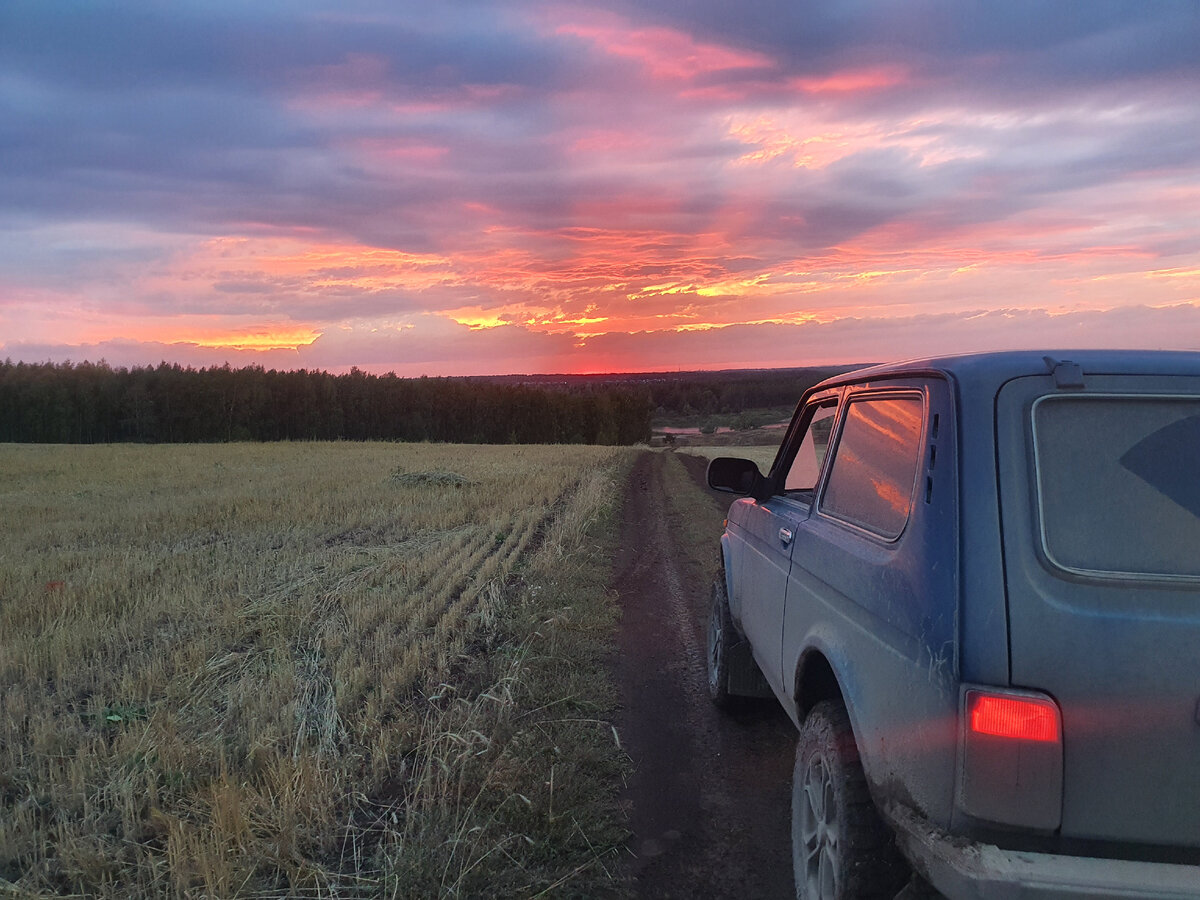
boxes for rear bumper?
[888,805,1200,899]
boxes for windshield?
[1032,394,1200,580]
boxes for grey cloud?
[0,1,589,241]
[213,281,277,294]
[597,0,1200,95]
[9,0,1163,259]
[127,284,461,322]
[0,1,573,98]
[0,337,301,371]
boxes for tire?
[792,701,908,899]
[706,573,739,709]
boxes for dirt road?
[611,451,796,899]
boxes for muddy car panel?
[995,373,1200,846]
[711,350,1200,897]
[778,378,960,820]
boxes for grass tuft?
[389,469,478,488]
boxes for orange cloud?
[36,130,1193,358]
[728,116,856,168]
[68,314,323,352]
[179,237,456,294]
[727,108,986,169]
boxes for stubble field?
[0,442,632,898]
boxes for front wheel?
[706,574,737,708]
[792,701,907,899]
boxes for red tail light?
[968,691,1060,742]
[959,688,1063,829]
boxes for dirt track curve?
[612,451,796,899]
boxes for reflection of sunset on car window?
[869,475,911,518]
[855,395,924,449]
[821,395,924,537]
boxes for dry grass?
[0,442,632,898]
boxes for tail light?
[969,692,1060,742]
[959,687,1063,830]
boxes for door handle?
[779,527,793,545]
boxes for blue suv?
[706,351,1200,899]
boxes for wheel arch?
[793,646,845,722]
[792,641,925,828]
[718,532,741,625]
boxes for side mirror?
[707,456,770,499]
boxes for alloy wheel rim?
[798,755,838,899]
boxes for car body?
[705,350,1200,899]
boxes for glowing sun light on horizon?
[188,328,321,351]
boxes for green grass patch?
[651,406,794,432]
[657,453,731,597]
[677,445,779,473]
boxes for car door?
[738,390,841,696]
[780,380,960,819]
[783,385,936,657]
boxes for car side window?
[821,394,924,540]
[784,402,839,497]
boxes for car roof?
[812,349,1200,395]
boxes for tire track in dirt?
[611,451,796,899]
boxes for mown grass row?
[0,442,633,897]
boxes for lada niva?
[706,351,1200,899]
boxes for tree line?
[0,361,653,445]
[636,367,858,418]
[484,365,861,419]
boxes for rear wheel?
[792,701,907,899]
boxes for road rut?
[611,451,795,899]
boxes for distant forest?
[0,360,858,445]
[485,366,859,420]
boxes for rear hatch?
[996,371,1200,850]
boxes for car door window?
[820,394,924,540]
[784,402,839,498]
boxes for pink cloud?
[557,24,769,81]
[352,137,451,163]
[543,6,772,86]
[788,66,910,94]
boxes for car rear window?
[820,394,924,540]
[1033,395,1200,580]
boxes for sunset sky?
[2,1,1199,376]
